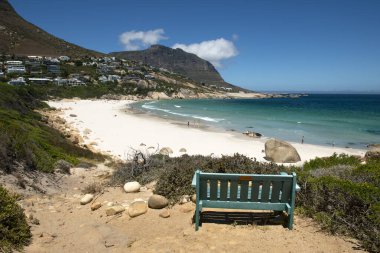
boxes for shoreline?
[46,99,366,165]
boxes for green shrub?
[303,153,361,171]
[0,185,31,252]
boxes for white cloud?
[172,38,238,67]
[119,29,167,50]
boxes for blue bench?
[191,170,300,231]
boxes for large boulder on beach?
[264,138,301,163]
[123,182,141,193]
[148,194,168,209]
[365,145,380,160]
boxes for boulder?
[365,146,380,160]
[179,148,187,153]
[159,147,173,156]
[80,194,94,205]
[159,209,170,218]
[191,194,196,203]
[123,181,141,193]
[264,138,301,163]
[148,195,168,209]
[180,195,190,204]
[106,205,125,216]
[128,201,148,218]
[69,114,77,117]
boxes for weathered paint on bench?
[191,170,299,231]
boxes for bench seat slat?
[200,179,208,199]
[271,181,282,203]
[230,180,238,201]
[240,180,249,201]
[201,200,287,211]
[220,180,228,201]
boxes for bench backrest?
[194,170,296,204]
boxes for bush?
[298,156,380,252]
[0,185,31,252]
[303,153,361,171]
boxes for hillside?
[0,0,103,57]
[110,45,245,91]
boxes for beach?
[47,99,366,165]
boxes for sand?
[47,99,365,165]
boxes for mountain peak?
[0,0,103,57]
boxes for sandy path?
[19,165,363,253]
[47,99,365,165]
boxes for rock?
[191,194,196,203]
[123,181,141,193]
[72,137,80,145]
[80,194,94,205]
[180,195,190,204]
[106,205,125,216]
[91,202,102,211]
[243,131,262,138]
[264,138,301,163]
[69,114,77,117]
[159,209,170,218]
[128,201,148,218]
[179,148,187,153]
[159,147,173,156]
[365,146,380,160]
[148,195,168,209]
[54,160,72,174]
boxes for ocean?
[134,94,380,149]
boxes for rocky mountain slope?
[0,0,103,57]
[110,45,245,91]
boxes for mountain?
[0,0,103,57]
[110,45,244,91]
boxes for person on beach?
[187,121,189,127]
[301,136,304,144]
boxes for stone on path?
[80,194,94,205]
[106,205,125,216]
[148,195,169,209]
[128,201,148,218]
[91,202,102,211]
[123,181,141,193]
[159,209,170,218]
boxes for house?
[107,75,121,82]
[124,75,140,81]
[98,75,108,83]
[6,60,23,66]
[144,74,155,80]
[53,77,68,86]
[27,56,43,61]
[28,78,52,85]
[7,65,26,74]
[67,78,84,86]
[47,65,61,74]
[0,71,4,78]
[8,77,26,85]
[59,56,70,61]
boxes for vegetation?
[111,152,379,252]
[0,185,31,252]
[0,83,104,173]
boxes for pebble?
[159,209,170,218]
[128,201,148,218]
[91,202,102,211]
[148,195,169,209]
[106,205,125,216]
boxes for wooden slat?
[200,173,292,182]
[209,179,218,200]
[240,180,249,201]
[271,181,282,202]
[202,200,287,211]
[230,180,238,201]
[251,180,260,202]
[261,181,271,202]
[200,179,208,200]
[280,181,292,203]
[219,180,228,200]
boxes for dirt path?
[8,164,363,253]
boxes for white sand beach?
[47,99,366,165]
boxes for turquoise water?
[134,94,380,148]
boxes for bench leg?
[287,208,294,230]
[195,210,200,231]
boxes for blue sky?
[10,0,380,92]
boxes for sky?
[9,0,380,92]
